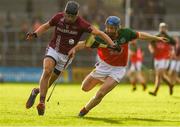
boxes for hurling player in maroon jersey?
[25,1,115,115]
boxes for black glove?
[107,44,121,52]
[26,32,38,39]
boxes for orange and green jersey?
[130,43,143,63]
[151,33,175,60]
[95,28,139,66]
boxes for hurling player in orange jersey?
[148,23,176,96]
[68,16,168,117]
[127,40,147,91]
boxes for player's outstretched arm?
[90,26,115,46]
[68,41,86,58]
[26,22,51,40]
[138,32,169,42]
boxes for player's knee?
[81,80,91,92]
[43,68,52,78]
[81,86,90,92]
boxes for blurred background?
[0,0,179,83]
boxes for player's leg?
[81,73,103,92]
[136,61,146,90]
[149,60,164,96]
[162,73,174,95]
[161,60,174,95]
[130,72,137,91]
[137,71,147,91]
[175,61,180,83]
[48,68,61,88]
[78,72,103,117]
[149,69,162,96]
[127,64,137,91]
[79,76,118,117]
[25,58,55,109]
[26,68,60,109]
[36,57,56,115]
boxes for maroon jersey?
[48,12,92,55]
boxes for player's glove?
[26,32,38,40]
[87,41,121,52]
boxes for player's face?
[64,13,78,23]
[159,26,167,33]
[105,25,118,37]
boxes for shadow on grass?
[74,116,180,124]
[172,96,180,99]
[128,118,180,122]
[83,116,122,124]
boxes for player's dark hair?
[65,1,80,15]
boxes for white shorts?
[90,60,126,83]
[169,60,177,71]
[154,59,170,70]
[130,61,142,72]
[176,61,180,72]
[45,47,72,71]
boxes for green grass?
[0,83,180,126]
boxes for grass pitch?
[0,83,180,126]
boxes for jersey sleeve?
[168,36,176,45]
[95,36,106,44]
[80,18,93,33]
[128,29,139,41]
[49,13,62,26]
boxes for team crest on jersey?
[120,38,126,44]
[69,39,75,45]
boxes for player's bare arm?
[26,22,51,40]
[90,26,115,46]
[68,41,86,57]
[138,32,168,42]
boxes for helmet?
[65,1,80,15]
[105,16,121,27]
